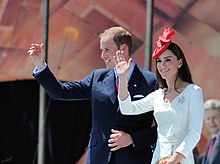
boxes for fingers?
[108,138,117,146]
[108,129,122,151]
[114,50,132,67]
[113,50,122,65]
[116,50,125,62]
[110,145,120,151]
[113,54,118,66]
[113,50,125,68]
[128,58,132,66]
[27,43,43,55]
[111,129,120,134]
[40,44,44,52]
[108,138,120,151]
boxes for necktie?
[206,136,216,158]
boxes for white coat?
[119,84,204,164]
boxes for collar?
[212,130,220,138]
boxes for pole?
[144,0,154,70]
[37,1,49,164]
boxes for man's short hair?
[99,26,132,55]
[204,99,220,111]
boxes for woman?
[115,27,204,164]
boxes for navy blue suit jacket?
[33,64,157,164]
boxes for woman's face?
[156,49,182,80]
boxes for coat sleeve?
[33,65,92,101]
[119,91,156,115]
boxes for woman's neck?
[165,78,187,93]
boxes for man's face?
[100,37,118,68]
[204,109,220,135]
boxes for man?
[27,26,157,164]
[197,99,220,164]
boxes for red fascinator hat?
[152,26,176,59]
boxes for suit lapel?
[103,69,118,108]
[128,65,143,96]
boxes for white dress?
[119,84,204,164]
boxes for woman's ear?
[178,59,183,68]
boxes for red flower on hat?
[152,27,176,59]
